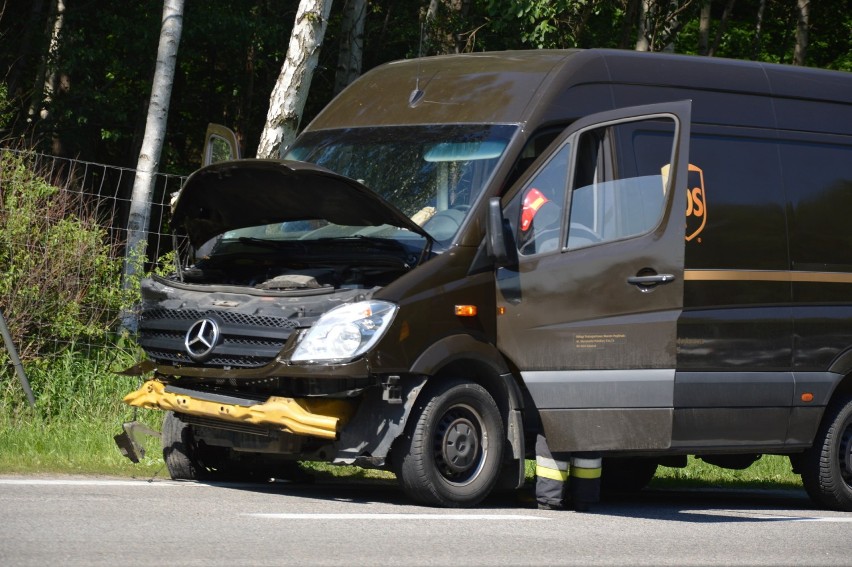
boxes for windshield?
[282,124,517,243]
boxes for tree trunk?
[698,0,710,56]
[28,0,64,125]
[635,0,651,51]
[423,0,440,55]
[256,0,334,159]
[708,0,736,57]
[124,0,184,292]
[751,0,766,60]
[619,0,640,49]
[793,0,809,66]
[449,0,471,53]
[334,0,367,95]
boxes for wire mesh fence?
[0,148,185,370]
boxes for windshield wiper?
[236,236,291,249]
[313,235,407,250]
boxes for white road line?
[245,513,547,521]
[0,479,182,487]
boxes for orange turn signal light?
[801,392,814,403]
[454,305,477,317]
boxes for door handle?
[627,273,676,287]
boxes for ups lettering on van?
[685,164,706,242]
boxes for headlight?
[290,300,398,363]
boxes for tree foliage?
[0,0,849,177]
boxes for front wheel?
[799,395,852,511]
[162,411,206,480]
[394,379,505,507]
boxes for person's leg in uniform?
[569,452,602,512]
[535,433,569,510]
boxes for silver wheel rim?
[433,403,488,487]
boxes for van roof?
[304,49,851,132]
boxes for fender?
[829,347,852,379]
[410,333,511,377]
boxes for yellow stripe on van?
[684,270,852,284]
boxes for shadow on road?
[181,472,828,523]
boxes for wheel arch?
[826,351,852,406]
[408,334,527,489]
[410,334,522,422]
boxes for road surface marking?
[245,513,547,521]
[0,479,183,487]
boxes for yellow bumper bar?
[123,380,352,440]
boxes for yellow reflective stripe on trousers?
[570,467,602,479]
[536,464,569,481]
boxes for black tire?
[394,379,505,507]
[800,395,852,511]
[161,411,205,480]
[601,457,658,493]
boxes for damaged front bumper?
[123,380,354,440]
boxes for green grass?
[0,348,803,491]
[0,346,165,478]
[652,454,802,490]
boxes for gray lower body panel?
[523,369,675,409]
[539,408,673,452]
[523,369,675,452]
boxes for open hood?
[171,159,433,246]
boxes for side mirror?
[486,197,510,266]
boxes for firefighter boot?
[569,454,602,512]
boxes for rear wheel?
[800,395,852,511]
[394,379,504,507]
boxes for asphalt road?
[1,475,849,566]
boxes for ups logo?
[685,164,706,242]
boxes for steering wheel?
[567,222,601,246]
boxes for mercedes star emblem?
[184,318,220,361]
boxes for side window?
[567,118,676,249]
[516,143,571,256]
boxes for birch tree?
[697,0,710,55]
[793,0,810,66]
[124,0,183,287]
[333,0,367,96]
[27,0,65,153]
[751,0,766,60]
[256,0,333,159]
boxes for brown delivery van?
[121,49,852,511]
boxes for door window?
[511,117,677,257]
[516,144,570,256]
[567,118,676,249]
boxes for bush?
[0,150,134,364]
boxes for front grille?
[144,308,297,330]
[138,308,298,369]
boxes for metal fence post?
[0,309,36,409]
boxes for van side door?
[496,101,691,452]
